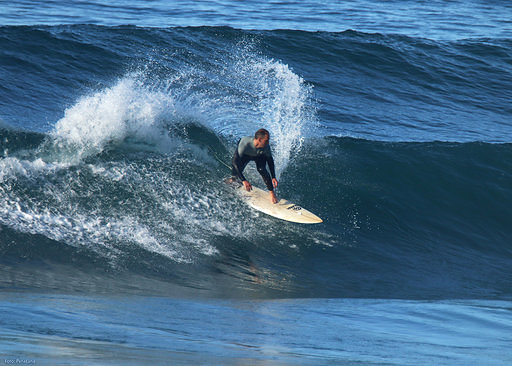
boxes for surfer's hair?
[255,128,270,139]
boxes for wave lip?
[52,76,177,163]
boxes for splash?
[50,76,180,163]
[253,59,314,178]
[131,42,317,179]
[221,44,317,178]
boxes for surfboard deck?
[237,185,323,224]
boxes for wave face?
[1,25,511,299]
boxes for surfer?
[231,128,279,204]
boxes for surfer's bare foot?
[243,180,252,191]
[270,191,278,204]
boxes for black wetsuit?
[231,136,276,191]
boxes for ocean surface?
[1,1,512,365]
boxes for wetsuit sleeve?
[266,152,276,179]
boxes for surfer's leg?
[255,157,273,191]
[231,150,250,182]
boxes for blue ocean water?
[1,1,512,365]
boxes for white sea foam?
[51,75,191,162]
[0,156,64,183]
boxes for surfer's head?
[254,128,270,148]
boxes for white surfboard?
[237,185,323,224]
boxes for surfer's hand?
[272,178,278,189]
[243,180,252,191]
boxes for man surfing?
[231,128,279,204]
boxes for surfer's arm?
[266,153,276,179]
[265,154,278,190]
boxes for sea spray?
[51,76,179,163]
[134,40,317,178]
[226,44,317,178]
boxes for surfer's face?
[254,136,269,148]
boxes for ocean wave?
[1,24,511,299]
[1,124,511,298]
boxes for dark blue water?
[1,1,512,365]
